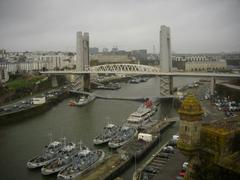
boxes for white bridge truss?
[88,64,160,74]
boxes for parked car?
[157,152,170,159]
[182,162,188,170]
[144,166,158,174]
[179,170,186,177]
[162,146,174,153]
[176,175,184,180]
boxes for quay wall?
[101,121,176,180]
[0,92,69,125]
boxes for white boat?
[68,95,95,106]
[125,99,157,128]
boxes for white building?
[185,60,227,72]
[0,53,74,73]
[173,55,209,62]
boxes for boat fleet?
[27,96,158,178]
[93,99,157,148]
[27,138,105,179]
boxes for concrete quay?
[77,118,178,180]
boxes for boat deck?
[77,153,128,180]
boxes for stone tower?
[177,95,204,154]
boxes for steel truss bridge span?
[89,63,161,74]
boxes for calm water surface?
[0,77,199,180]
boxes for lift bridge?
[41,63,240,99]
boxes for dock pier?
[77,117,179,180]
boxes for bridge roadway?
[69,90,174,101]
[41,70,240,78]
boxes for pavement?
[153,149,187,180]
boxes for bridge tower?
[76,31,90,91]
[159,25,173,96]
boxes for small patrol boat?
[27,140,63,169]
[57,149,105,179]
[41,142,78,175]
[108,126,137,148]
[93,123,119,145]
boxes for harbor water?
[0,77,200,180]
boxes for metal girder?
[89,64,161,74]
[160,76,172,96]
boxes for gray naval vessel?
[57,148,105,179]
[93,123,119,145]
[27,140,64,169]
[41,142,78,175]
[108,126,137,148]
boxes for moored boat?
[41,142,78,175]
[68,95,95,106]
[93,123,119,145]
[26,140,64,169]
[125,99,157,128]
[57,149,105,179]
[108,126,137,148]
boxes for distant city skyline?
[0,0,240,53]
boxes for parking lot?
[137,138,187,180]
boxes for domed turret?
[177,95,204,154]
[178,95,203,116]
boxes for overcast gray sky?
[0,0,240,53]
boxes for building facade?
[185,60,227,72]
[90,54,131,64]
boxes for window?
[185,126,188,131]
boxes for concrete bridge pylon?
[76,31,90,91]
[159,25,173,96]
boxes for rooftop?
[178,95,203,116]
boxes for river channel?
[0,76,201,180]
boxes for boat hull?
[41,164,70,175]
[93,138,111,145]
[26,157,57,169]
[108,130,137,149]
[57,150,105,180]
